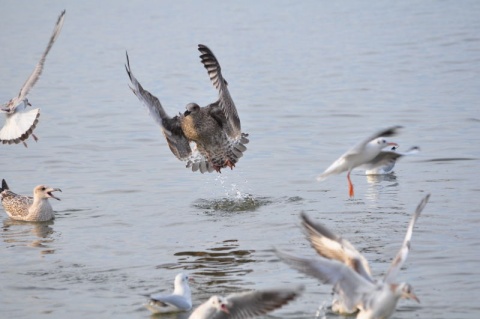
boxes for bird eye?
[41,187,46,191]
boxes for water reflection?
[1,219,55,254]
[157,239,255,293]
[364,173,399,203]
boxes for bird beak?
[388,142,399,147]
[47,188,62,201]
[407,292,420,303]
[220,303,230,314]
[184,110,191,116]
[188,277,195,283]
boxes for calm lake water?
[1,1,479,318]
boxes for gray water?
[1,1,479,318]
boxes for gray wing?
[360,146,420,170]
[275,249,374,311]
[212,286,303,319]
[9,10,65,111]
[149,294,191,311]
[349,126,403,155]
[125,52,192,161]
[300,212,373,282]
[198,44,241,139]
[384,194,430,283]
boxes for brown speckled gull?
[0,179,61,222]
[125,44,249,173]
[0,10,65,147]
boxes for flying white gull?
[144,273,193,314]
[317,126,416,197]
[126,44,249,173]
[276,194,430,319]
[0,179,62,222]
[188,285,303,319]
[0,10,66,147]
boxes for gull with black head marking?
[0,10,66,147]
[126,44,249,173]
[0,179,61,222]
[317,126,417,197]
[276,194,430,319]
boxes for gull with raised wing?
[126,44,249,173]
[0,10,66,147]
[276,194,430,319]
[0,179,62,222]
[317,126,407,197]
[189,285,303,319]
[144,273,193,314]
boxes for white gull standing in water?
[188,285,303,319]
[276,194,430,319]
[125,44,249,173]
[0,179,62,222]
[317,126,406,197]
[144,273,193,314]
[0,10,66,147]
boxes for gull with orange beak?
[317,126,404,197]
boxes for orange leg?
[347,171,354,198]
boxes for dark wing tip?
[1,179,9,192]
[382,125,404,137]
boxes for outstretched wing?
[9,10,66,111]
[349,126,403,155]
[275,249,374,311]
[361,146,420,170]
[384,194,430,283]
[212,286,303,319]
[300,212,373,282]
[125,52,192,161]
[198,44,241,139]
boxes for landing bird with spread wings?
[276,194,430,319]
[0,10,66,147]
[126,44,249,173]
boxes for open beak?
[184,110,191,116]
[408,292,420,303]
[220,303,230,314]
[47,188,62,201]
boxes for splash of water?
[315,301,328,319]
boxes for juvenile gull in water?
[276,194,430,319]
[0,179,61,222]
[188,285,303,319]
[144,273,192,314]
[317,126,414,197]
[0,10,66,147]
[125,44,249,173]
